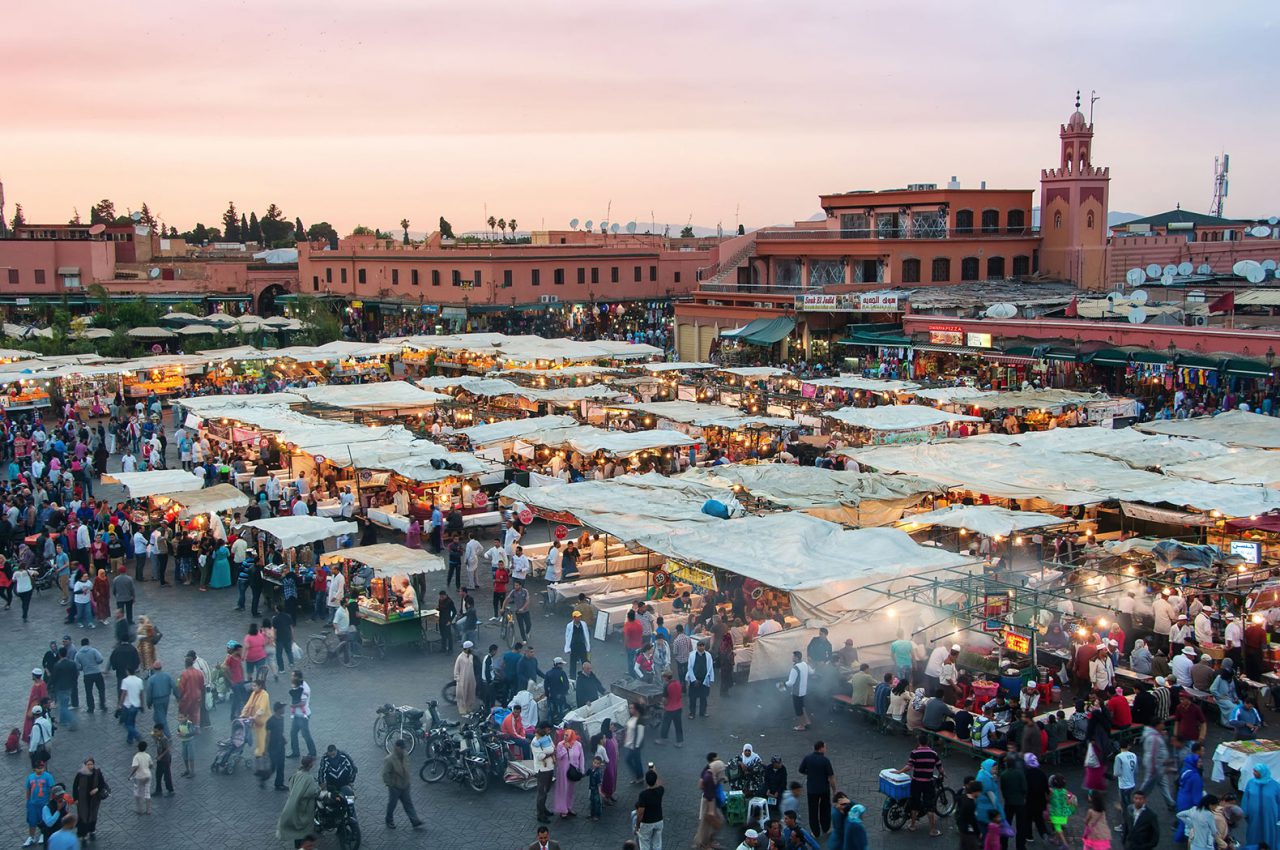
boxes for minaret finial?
[1075,90,1081,110]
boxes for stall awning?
[838,331,912,348]
[1225,358,1274,379]
[1089,348,1170,367]
[237,516,359,547]
[740,316,796,346]
[102,470,206,498]
[152,483,250,519]
[319,543,446,576]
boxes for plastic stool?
[746,796,770,827]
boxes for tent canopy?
[152,483,250,519]
[909,386,999,406]
[968,389,1109,411]
[295,382,449,410]
[1138,410,1280,450]
[806,375,921,393]
[827,404,981,431]
[237,516,359,548]
[102,469,206,498]
[722,317,796,346]
[896,505,1067,537]
[621,401,797,429]
[454,415,580,447]
[678,463,941,510]
[319,543,445,576]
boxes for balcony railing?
[756,227,1037,240]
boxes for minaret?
[1039,91,1111,290]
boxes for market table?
[549,571,650,604]
[1211,739,1280,790]
[355,608,439,657]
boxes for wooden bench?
[831,695,908,735]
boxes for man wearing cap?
[1193,605,1214,648]
[453,641,478,715]
[564,610,591,679]
[1223,612,1243,669]
[543,657,570,724]
[1089,642,1115,695]
[1190,654,1216,691]
[1169,614,1191,658]
[144,660,176,733]
[736,828,760,850]
[923,642,952,696]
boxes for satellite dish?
[1247,267,1266,284]
[1177,261,1194,276]
[130,211,142,222]
[1262,259,1278,271]
[625,221,637,234]
[1125,268,1145,286]
[1105,291,1118,304]
[1161,273,1174,286]
[1131,289,1148,305]
[87,223,106,236]
[610,223,620,234]
[984,303,1018,319]
[148,268,161,279]
[1251,225,1272,238]
[1128,306,1148,324]
[1235,260,1263,279]
[1269,217,1279,226]
[1196,263,1212,275]
[1145,263,1162,279]
[1162,264,1179,277]
[584,220,593,231]
[569,218,579,230]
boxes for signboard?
[313,455,326,464]
[517,508,534,525]
[1003,629,1031,655]
[983,593,1011,632]
[471,491,488,509]
[553,524,569,541]
[929,325,965,346]
[351,300,364,308]
[667,559,718,591]
[793,292,902,313]
[795,293,848,312]
[259,437,271,449]
[966,332,993,349]
[1231,540,1262,565]
[858,292,900,313]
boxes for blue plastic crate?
[879,770,911,800]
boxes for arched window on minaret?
[1054,211,1062,230]
[1087,211,1095,229]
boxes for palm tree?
[508,218,518,240]
[487,216,497,241]
[497,218,506,242]
[400,218,410,246]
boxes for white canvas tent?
[454,415,579,447]
[621,401,796,429]
[102,469,205,498]
[826,405,981,431]
[319,543,445,576]
[295,382,449,410]
[237,516,359,548]
[152,483,250,519]
[1137,410,1280,450]
[805,375,921,393]
[896,505,1067,537]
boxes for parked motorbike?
[314,788,361,850]
[418,728,489,792]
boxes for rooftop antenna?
[735,202,740,232]
[1089,90,1100,124]
[0,178,6,238]
[1211,154,1229,218]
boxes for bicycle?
[307,631,363,668]
[489,610,517,649]
[880,772,955,830]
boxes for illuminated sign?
[983,593,1010,632]
[1004,630,1031,654]
[929,325,964,346]
[966,332,993,349]
[1231,540,1261,565]
[667,560,718,591]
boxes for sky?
[3,1,1277,235]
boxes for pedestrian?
[453,641,478,715]
[243,622,268,681]
[74,638,106,714]
[272,604,296,679]
[655,670,684,747]
[686,641,715,719]
[622,702,646,785]
[899,733,943,836]
[120,667,144,745]
[798,740,835,837]
[1242,764,1280,850]
[1122,790,1159,850]
[600,719,619,805]
[23,668,48,744]
[575,661,605,707]
[842,802,868,850]
[108,637,139,710]
[128,740,152,815]
[151,724,174,798]
[25,760,55,848]
[288,670,316,759]
[50,648,80,732]
[176,714,196,777]
[553,728,584,818]
[381,739,423,830]
[785,650,811,732]
[46,814,78,850]
[1000,754,1028,850]
[634,766,665,850]
[71,757,108,843]
[694,753,725,850]
[525,824,562,850]
[588,754,605,821]
[260,702,287,790]
[533,721,556,823]
[1175,794,1221,850]
[1047,774,1075,850]
[144,660,175,733]
[13,556,35,622]
[176,655,204,732]
[957,782,983,850]
[564,610,591,678]
[276,756,320,846]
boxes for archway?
[257,283,290,316]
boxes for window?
[954,210,973,235]
[34,270,46,285]
[839,213,871,239]
[1006,209,1026,234]
[960,257,980,281]
[634,266,642,282]
[1012,255,1031,277]
[901,259,921,284]
[649,266,657,282]
[876,213,902,239]
[591,267,599,284]
[577,267,585,285]
[6,269,17,284]
[503,269,512,288]
[987,256,1005,278]
[451,270,461,287]
[931,257,951,283]
[391,269,399,285]
[674,271,681,283]
[431,270,440,287]
[980,210,999,234]
[1053,211,1062,230]
[340,268,347,284]
[554,268,564,285]
[357,269,366,284]
[411,269,420,286]
[312,276,319,292]
[531,269,541,287]
[325,268,333,284]
[1087,211,1095,229]
[810,260,845,286]
[611,267,619,283]
[776,260,802,287]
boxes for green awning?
[739,316,796,346]
[1174,353,1224,370]
[838,331,912,347]
[1089,348,1170,367]
[721,317,774,339]
[1225,358,1274,378]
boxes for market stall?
[102,469,206,499]
[151,483,251,520]
[318,544,445,656]
[825,404,984,446]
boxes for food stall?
[318,543,446,656]
[235,516,360,597]
[102,469,206,499]
[150,483,251,522]
[825,404,985,447]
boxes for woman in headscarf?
[907,688,928,730]
[842,802,868,850]
[599,719,619,805]
[1244,764,1280,850]
[975,759,1004,826]
[1175,749,1206,843]
[1210,658,1241,728]
[1022,753,1052,844]
[1176,794,1222,850]
[1082,708,1110,794]
[1129,639,1154,675]
[71,756,109,842]
[240,678,272,766]
[276,755,319,845]
[91,565,111,624]
[552,728,584,818]
[405,518,422,550]
[209,540,232,589]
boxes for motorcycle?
[314,788,361,850]
[418,728,489,793]
[468,718,510,784]
[376,700,457,757]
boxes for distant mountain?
[1031,208,1142,228]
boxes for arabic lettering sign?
[983,593,1011,632]
[666,559,718,591]
[1003,630,1030,654]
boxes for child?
[26,760,54,847]
[6,727,20,755]
[1112,739,1138,810]
[1047,773,1076,850]
[983,811,1003,850]
[1082,791,1110,850]
[176,713,196,778]
[588,754,604,821]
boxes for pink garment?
[602,735,619,798]
[405,521,421,549]
[553,740,584,814]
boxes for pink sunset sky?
[3,1,1277,235]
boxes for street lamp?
[1267,346,1275,369]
